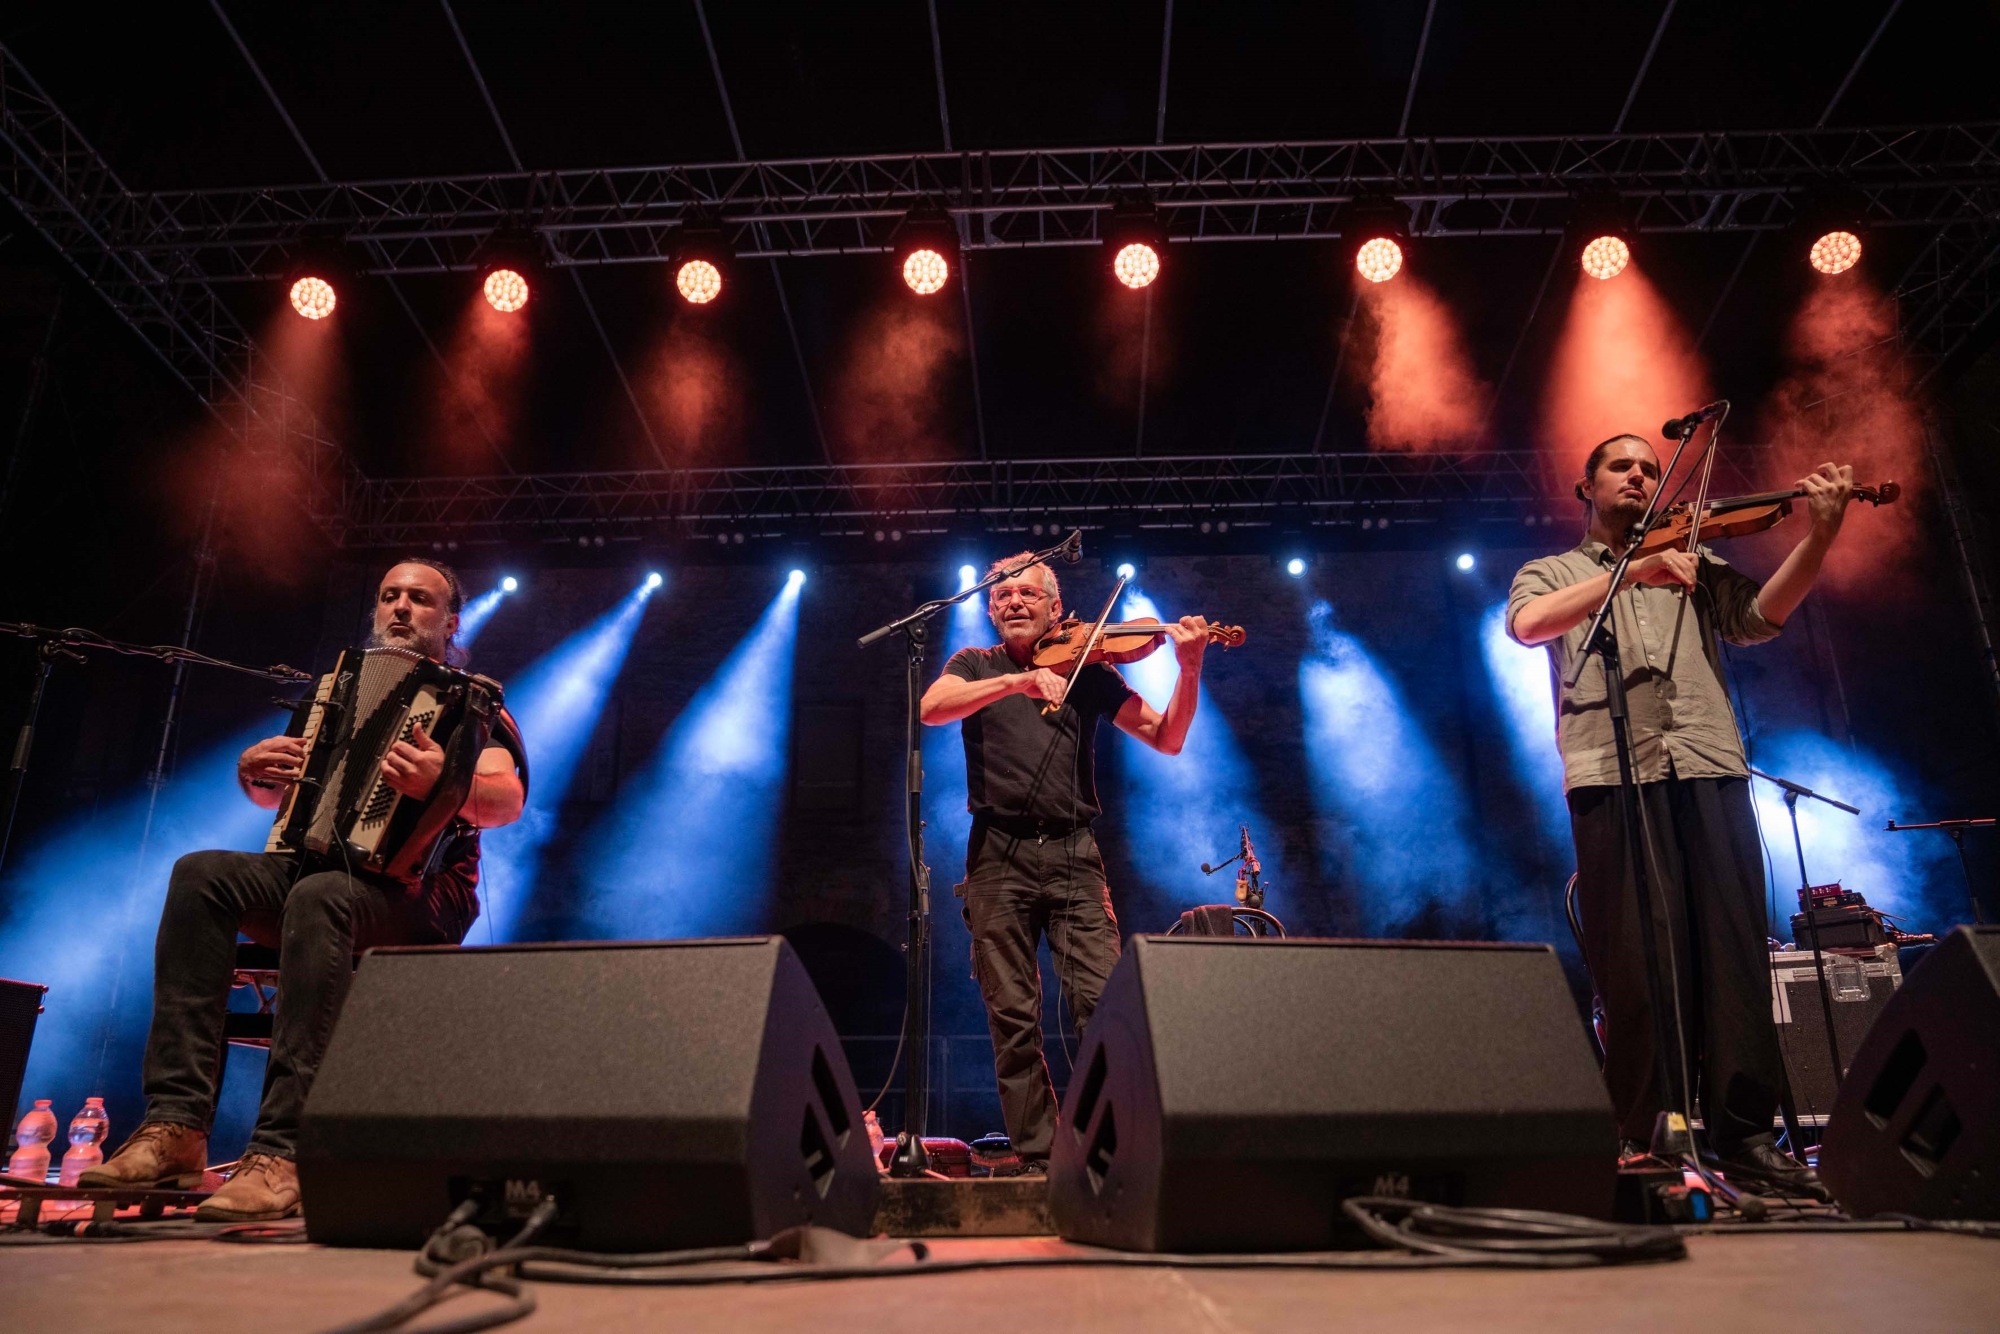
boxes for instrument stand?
[1885,818,1994,925]
[0,637,85,874]
[1751,768,1860,1084]
[857,533,1080,1176]
[0,621,310,878]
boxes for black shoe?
[1711,1140,1831,1202]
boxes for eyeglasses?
[991,587,1049,605]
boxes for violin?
[1630,479,1901,558]
[1031,615,1247,674]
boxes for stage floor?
[1,1228,1991,1334]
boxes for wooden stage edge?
[2,1226,1993,1334]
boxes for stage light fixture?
[1105,200,1167,291]
[1286,558,1306,578]
[787,568,807,587]
[645,572,664,591]
[1113,242,1161,290]
[902,247,950,295]
[483,267,530,312]
[1116,562,1137,580]
[1455,553,1476,572]
[676,258,723,304]
[1355,238,1404,284]
[501,576,519,594]
[1580,235,1630,281]
[289,276,337,320]
[958,564,977,590]
[1810,230,1862,276]
[893,208,959,297]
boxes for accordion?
[266,646,505,880]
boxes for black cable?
[323,1197,1690,1333]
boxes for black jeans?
[1568,776,1783,1149]
[958,820,1121,1160]
[141,849,474,1159]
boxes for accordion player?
[265,645,508,880]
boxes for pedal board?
[1614,1163,1711,1224]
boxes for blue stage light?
[1748,732,1951,930]
[1455,553,1476,572]
[1480,604,1570,852]
[0,723,275,1157]
[581,576,805,938]
[958,564,977,591]
[1286,558,1306,578]
[1116,588,1280,906]
[787,568,806,587]
[456,586,509,647]
[1116,562,1136,580]
[475,581,655,940]
[1298,600,1478,935]
[501,575,519,594]
[645,571,664,590]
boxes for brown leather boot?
[76,1121,208,1190]
[195,1152,301,1222]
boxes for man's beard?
[370,623,448,660]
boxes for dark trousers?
[959,821,1121,1160]
[141,849,473,1159]
[1568,776,1783,1149]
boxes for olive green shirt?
[1506,541,1781,792]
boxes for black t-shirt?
[426,705,529,927]
[944,645,1138,825]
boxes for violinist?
[1508,433,1855,1197]
[920,553,1211,1175]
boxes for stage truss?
[1,36,1997,548]
[342,448,1774,551]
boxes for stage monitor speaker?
[0,977,47,1131]
[298,937,879,1249]
[1819,925,2000,1220]
[1049,937,1617,1252]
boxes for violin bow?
[1043,573,1130,716]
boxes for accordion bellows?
[266,646,501,879]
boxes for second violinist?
[919,552,1211,1175]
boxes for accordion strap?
[381,675,503,881]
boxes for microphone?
[1061,529,1083,564]
[1662,401,1729,438]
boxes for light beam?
[580,575,805,938]
[475,579,657,940]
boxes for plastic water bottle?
[863,1109,886,1170]
[58,1098,111,1187]
[7,1100,58,1183]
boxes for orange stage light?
[483,268,530,313]
[676,258,723,304]
[1355,237,1403,284]
[1113,242,1161,290]
[289,276,336,320]
[1581,235,1630,281]
[902,248,949,295]
[1810,230,1862,276]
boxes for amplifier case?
[298,937,878,1249]
[1048,937,1617,1252]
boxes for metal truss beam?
[109,123,2000,281]
[0,43,360,535]
[337,448,1771,549]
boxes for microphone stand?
[1885,818,1993,925]
[856,534,1080,1176]
[0,621,312,877]
[1750,767,1860,1085]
